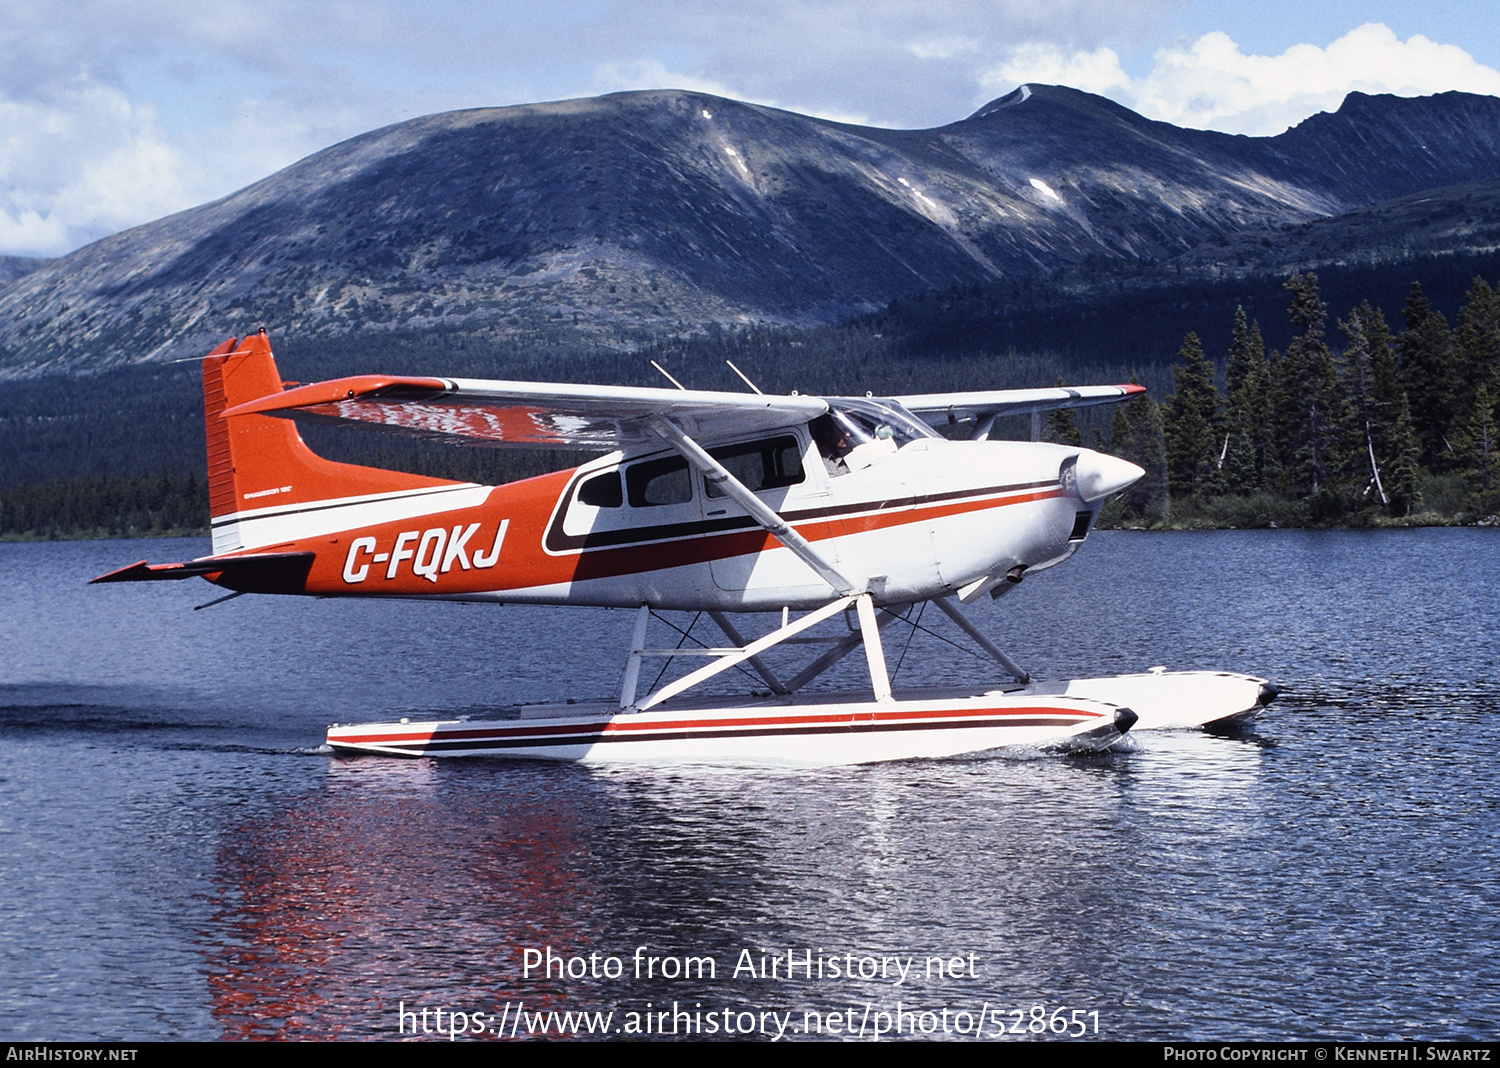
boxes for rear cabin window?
[626,456,693,506]
[577,470,623,508]
[705,436,805,499]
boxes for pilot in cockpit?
[811,408,900,476]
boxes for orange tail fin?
[203,331,459,553]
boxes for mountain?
[1174,177,1500,277]
[0,255,49,285]
[2,85,1500,376]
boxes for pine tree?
[1340,302,1412,512]
[1108,389,1170,526]
[1226,306,1254,397]
[1453,277,1500,433]
[1223,307,1267,494]
[1397,282,1457,471]
[1247,321,1279,489]
[1163,332,1223,497]
[1369,307,1420,516]
[1455,382,1497,494]
[1045,376,1084,446]
[1278,274,1348,500]
[1386,395,1424,516]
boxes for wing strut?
[645,416,860,596]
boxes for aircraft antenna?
[725,360,764,395]
[650,360,687,390]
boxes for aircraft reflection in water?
[205,761,595,1039]
[95,331,1275,762]
[200,756,1142,1038]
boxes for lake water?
[1,530,1496,1041]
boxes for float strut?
[780,604,907,693]
[619,604,652,710]
[638,596,856,713]
[709,611,789,694]
[856,594,893,703]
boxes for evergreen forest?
[2,269,1498,538]
[1094,274,1500,529]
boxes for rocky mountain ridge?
[3,85,1499,376]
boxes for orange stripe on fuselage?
[257,471,1063,598]
[562,485,1064,585]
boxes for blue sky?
[1,0,1496,258]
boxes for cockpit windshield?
[810,398,938,474]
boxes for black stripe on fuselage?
[544,478,1061,553]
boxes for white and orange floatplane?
[94,331,1275,765]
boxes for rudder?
[203,331,459,554]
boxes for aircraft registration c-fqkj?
[94,331,1276,764]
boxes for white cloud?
[910,37,980,61]
[0,209,67,255]
[1137,24,1500,134]
[591,58,748,103]
[981,43,1131,97]
[0,1,1185,255]
[0,78,206,256]
[0,78,348,259]
[591,57,872,125]
[0,1,405,257]
[985,24,1500,136]
[3,7,1498,258]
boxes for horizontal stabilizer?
[90,552,316,595]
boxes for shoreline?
[5,519,1497,543]
[1096,512,1499,532]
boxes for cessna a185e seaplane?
[94,331,1275,764]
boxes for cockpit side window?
[812,399,935,475]
[704,436,805,498]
